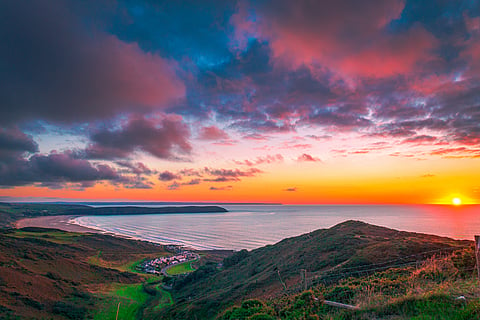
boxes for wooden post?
[115,302,120,320]
[300,269,307,291]
[277,270,287,291]
[475,236,480,281]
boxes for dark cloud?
[183,179,201,185]
[167,181,180,190]
[0,128,39,161]
[83,115,191,160]
[283,187,297,192]
[178,168,203,177]
[0,151,122,188]
[402,135,437,144]
[210,185,233,191]
[0,0,184,124]
[116,161,155,175]
[159,171,181,181]
[204,167,262,182]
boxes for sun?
[452,197,462,206]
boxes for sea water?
[73,204,480,250]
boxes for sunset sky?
[1,0,480,204]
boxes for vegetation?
[0,227,167,319]
[166,260,196,276]
[219,249,480,319]
[93,284,149,320]
[1,220,479,319]
[5,228,83,244]
[161,221,473,319]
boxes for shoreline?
[15,215,103,234]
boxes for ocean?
[73,204,480,250]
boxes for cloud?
[233,154,284,166]
[198,126,230,140]
[306,135,332,141]
[204,167,262,182]
[167,181,180,190]
[162,166,263,188]
[0,127,39,161]
[159,171,181,181]
[429,147,480,158]
[210,185,233,191]
[0,151,124,188]
[283,187,297,192]
[402,135,437,144]
[116,161,155,175]
[183,179,201,185]
[83,115,191,160]
[178,168,203,177]
[421,174,436,178]
[297,153,321,162]
[236,0,437,78]
[0,1,184,124]
[163,178,201,190]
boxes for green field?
[94,284,149,320]
[166,260,195,275]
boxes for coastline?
[15,215,102,234]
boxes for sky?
[1,0,480,204]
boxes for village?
[137,248,199,275]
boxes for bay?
[73,204,480,250]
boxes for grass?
[218,248,480,320]
[5,230,83,244]
[93,284,149,320]
[154,285,174,310]
[88,253,165,279]
[166,260,196,276]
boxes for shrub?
[52,301,87,320]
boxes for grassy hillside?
[0,227,169,319]
[160,221,472,319]
[219,249,480,319]
[1,220,478,319]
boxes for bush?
[224,249,249,268]
[52,301,87,320]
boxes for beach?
[15,215,101,233]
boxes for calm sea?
[73,205,480,250]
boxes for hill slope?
[0,227,168,319]
[161,221,471,319]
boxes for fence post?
[475,236,480,281]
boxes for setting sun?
[452,197,462,206]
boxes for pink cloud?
[198,126,230,140]
[235,0,437,78]
[234,154,284,166]
[297,153,321,162]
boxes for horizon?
[1,1,480,204]
[3,197,480,206]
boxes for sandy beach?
[15,215,101,233]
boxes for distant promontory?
[65,205,228,216]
